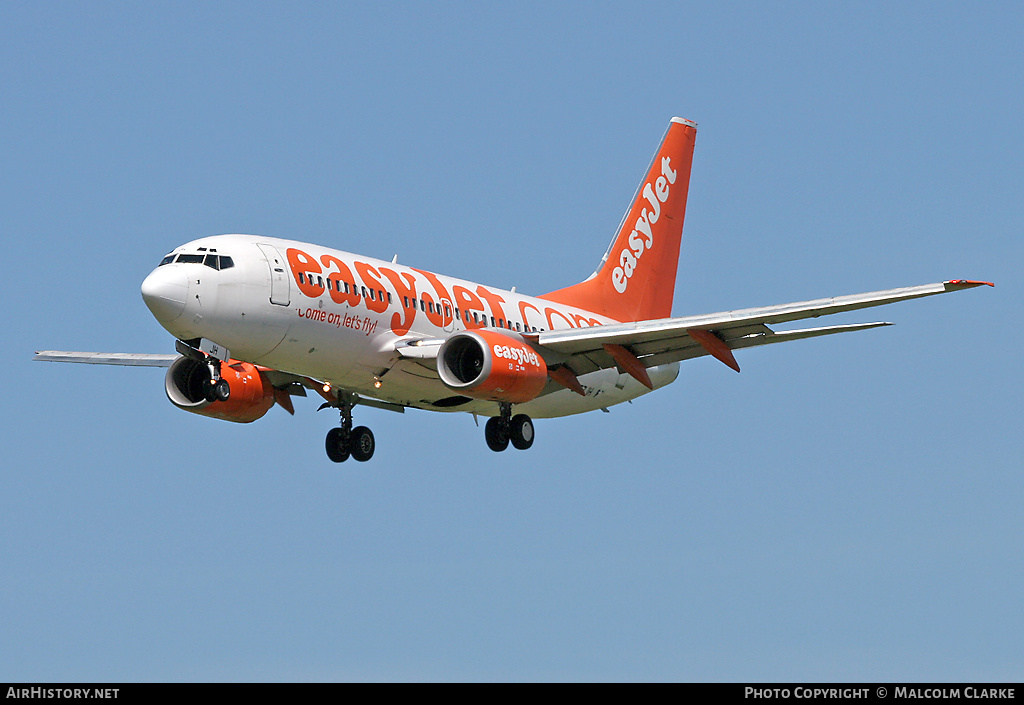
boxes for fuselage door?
[257,243,290,306]
[441,298,456,333]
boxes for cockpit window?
[158,251,232,269]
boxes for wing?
[529,280,993,384]
[33,351,179,366]
[33,350,405,415]
[398,279,993,393]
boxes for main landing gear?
[324,395,375,463]
[484,402,534,452]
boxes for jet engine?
[437,330,548,403]
[165,356,276,423]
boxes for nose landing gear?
[205,369,230,403]
[485,403,535,452]
[175,338,232,403]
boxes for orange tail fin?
[540,117,697,322]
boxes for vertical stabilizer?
[540,118,697,322]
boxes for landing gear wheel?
[350,426,375,462]
[212,378,231,402]
[205,378,231,403]
[325,427,350,463]
[509,414,534,450]
[485,417,510,452]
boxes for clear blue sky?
[2,2,1021,681]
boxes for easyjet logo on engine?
[493,343,540,368]
[611,157,677,294]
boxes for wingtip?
[945,279,995,289]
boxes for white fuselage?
[141,234,678,418]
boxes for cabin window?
[298,273,306,284]
[403,296,410,308]
[490,316,495,327]
[368,289,375,301]
[516,322,521,331]
[386,292,392,304]
[317,276,324,288]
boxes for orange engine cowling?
[165,356,275,423]
[437,329,548,403]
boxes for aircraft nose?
[141,266,189,323]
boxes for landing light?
[373,377,382,389]
[323,382,332,393]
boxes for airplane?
[35,117,993,463]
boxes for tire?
[508,414,534,450]
[326,427,350,463]
[350,426,375,462]
[485,417,509,452]
[203,377,220,403]
[212,378,231,402]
